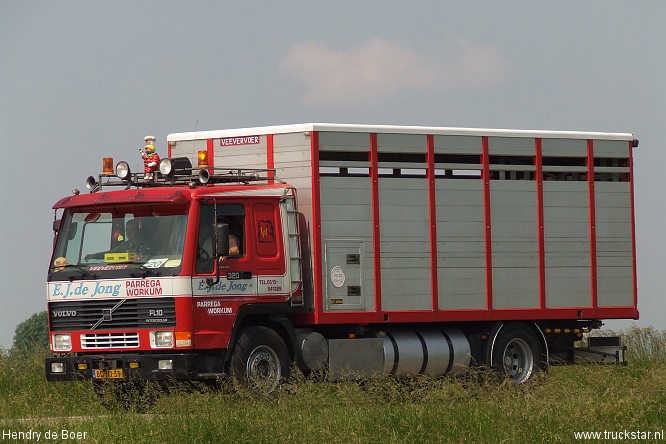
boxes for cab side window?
[196,203,245,273]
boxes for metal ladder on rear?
[284,188,304,306]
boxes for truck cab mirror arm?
[206,223,229,287]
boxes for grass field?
[1,327,664,443]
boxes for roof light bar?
[115,161,131,180]
[160,157,192,178]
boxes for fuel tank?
[380,328,471,377]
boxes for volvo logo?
[91,299,126,330]
[52,310,77,318]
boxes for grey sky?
[1,2,664,348]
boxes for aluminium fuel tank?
[380,328,471,377]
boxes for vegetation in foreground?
[0,327,664,444]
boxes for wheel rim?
[502,338,534,383]
[246,345,281,392]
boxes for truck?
[46,123,637,400]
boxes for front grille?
[81,332,140,349]
[49,297,175,331]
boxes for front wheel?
[488,323,546,383]
[230,326,291,393]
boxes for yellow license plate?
[104,252,130,262]
[93,369,124,379]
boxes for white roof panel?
[167,123,635,143]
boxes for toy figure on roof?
[140,135,160,181]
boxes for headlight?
[50,362,66,374]
[159,158,174,176]
[115,161,131,180]
[53,334,72,351]
[158,359,173,371]
[151,331,173,348]
[160,157,192,178]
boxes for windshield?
[49,203,188,280]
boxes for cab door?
[252,200,288,298]
[193,200,256,298]
[192,200,258,349]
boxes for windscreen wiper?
[112,261,160,278]
[49,264,97,281]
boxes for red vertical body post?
[370,133,383,316]
[266,134,275,184]
[535,139,546,309]
[587,139,598,309]
[427,135,439,312]
[310,131,323,323]
[206,138,215,169]
[482,136,493,310]
[628,141,638,315]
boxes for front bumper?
[45,352,225,382]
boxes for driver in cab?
[85,219,145,261]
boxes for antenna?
[194,120,199,151]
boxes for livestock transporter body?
[46,123,636,398]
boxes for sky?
[1,2,665,348]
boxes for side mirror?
[206,222,229,288]
[67,222,78,241]
[214,223,229,258]
[53,219,62,233]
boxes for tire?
[230,326,291,393]
[488,323,546,383]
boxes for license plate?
[93,369,124,379]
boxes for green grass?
[1,328,665,443]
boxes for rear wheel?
[489,323,546,383]
[230,326,291,393]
